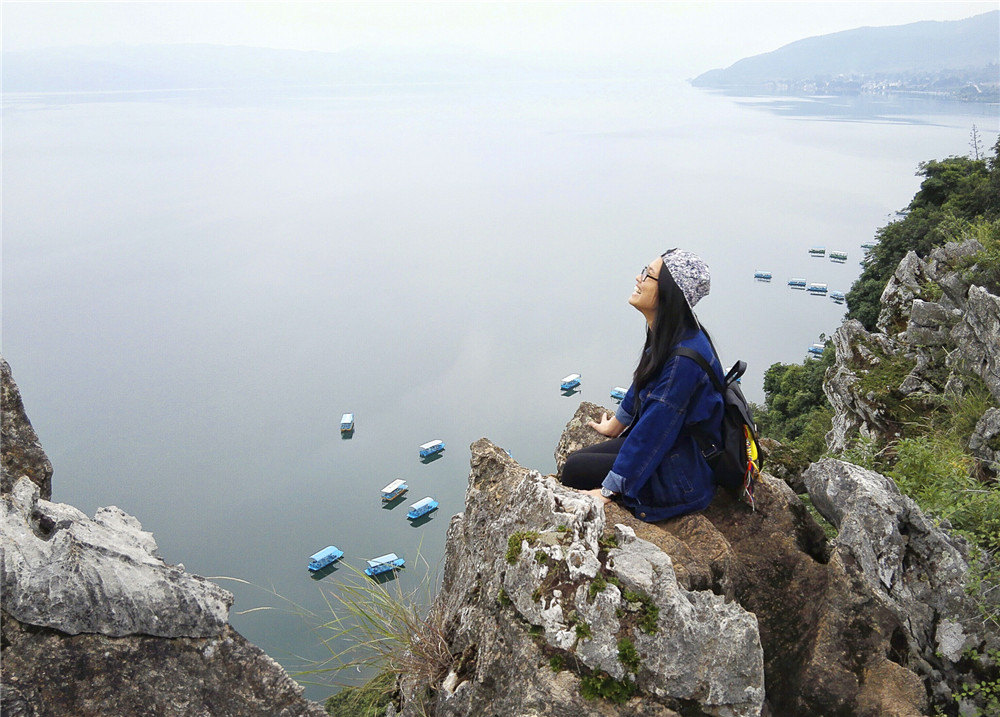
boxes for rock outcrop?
[825,239,1000,454]
[392,402,980,716]
[1,356,52,499]
[0,355,326,717]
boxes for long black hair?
[633,258,699,392]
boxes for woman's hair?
[633,262,699,391]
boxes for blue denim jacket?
[601,328,724,522]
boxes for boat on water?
[340,413,355,432]
[308,545,344,572]
[364,553,405,577]
[754,270,772,280]
[807,283,828,294]
[807,344,826,356]
[560,373,581,390]
[829,251,848,261]
[861,242,877,249]
[610,386,627,401]
[419,440,445,458]
[788,278,807,287]
[407,497,439,520]
[809,247,826,256]
[831,291,846,303]
[381,479,408,502]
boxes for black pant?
[560,436,626,490]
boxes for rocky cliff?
[378,399,995,716]
[0,356,327,717]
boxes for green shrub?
[580,672,635,704]
[617,637,640,674]
[506,531,539,564]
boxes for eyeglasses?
[640,265,659,282]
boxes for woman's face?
[629,256,663,318]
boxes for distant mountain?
[0,43,524,93]
[692,11,999,100]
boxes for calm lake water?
[3,78,997,700]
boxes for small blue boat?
[807,283,828,294]
[807,344,825,356]
[561,373,581,390]
[308,545,344,572]
[753,271,772,280]
[809,247,826,256]
[407,497,439,520]
[419,440,445,458]
[829,251,848,262]
[364,552,405,577]
[340,413,355,432]
[831,291,846,303]
[381,479,408,502]
[610,386,627,401]
[788,278,807,287]
[861,242,877,249]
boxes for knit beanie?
[661,249,710,309]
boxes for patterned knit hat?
[661,248,710,309]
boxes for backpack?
[671,347,762,510]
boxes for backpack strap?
[671,347,725,394]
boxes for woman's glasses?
[640,265,659,282]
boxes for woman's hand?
[588,412,624,438]
[582,488,612,505]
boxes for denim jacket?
[601,328,724,522]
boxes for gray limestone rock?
[905,299,960,348]
[877,251,930,336]
[1,355,53,499]
[969,407,1000,472]
[1,476,233,638]
[949,285,1000,404]
[803,459,989,663]
[419,438,765,717]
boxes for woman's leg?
[560,436,626,490]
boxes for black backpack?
[671,347,762,509]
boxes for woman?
[560,249,724,522]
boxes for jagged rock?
[1,356,52,499]
[906,299,960,348]
[1,611,328,717]
[949,285,1000,404]
[755,437,809,493]
[969,408,1000,472]
[2,477,232,638]
[824,320,900,452]
[803,458,998,706]
[877,251,931,336]
[553,400,608,474]
[419,437,765,717]
[925,239,984,310]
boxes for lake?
[3,78,997,700]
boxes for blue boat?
[807,344,825,356]
[831,291,846,303]
[788,278,807,287]
[753,270,772,280]
[381,479,408,502]
[407,497,439,520]
[419,440,445,458]
[807,283,828,294]
[340,413,355,432]
[829,251,848,262]
[861,242,877,249]
[809,247,826,256]
[308,545,344,571]
[364,552,405,577]
[561,373,581,390]
[610,386,627,401]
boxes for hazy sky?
[3,2,997,76]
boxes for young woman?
[560,249,725,522]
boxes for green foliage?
[588,574,608,601]
[580,671,636,704]
[528,624,545,638]
[617,637,640,674]
[598,534,619,551]
[496,588,511,607]
[847,141,1000,331]
[535,551,549,565]
[506,531,539,564]
[575,621,592,640]
[961,219,1000,294]
[549,654,566,672]
[621,589,659,635]
[324,670,395,717]
[756,344,835,462]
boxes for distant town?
[755,67,999,102]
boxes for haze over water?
[3,77,997,699]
